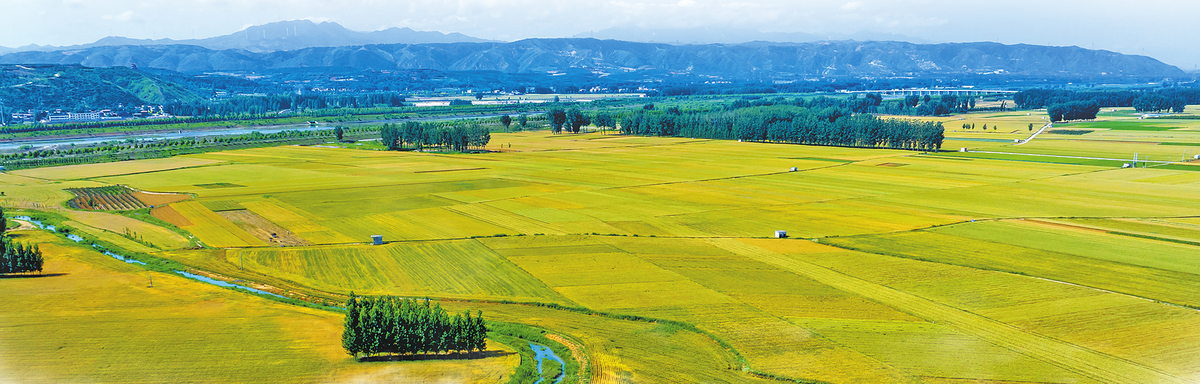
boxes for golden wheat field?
[3,121,1199,383]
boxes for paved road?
[1015,121,1053,145]
[963,150,1172,165]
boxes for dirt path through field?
[706,238,1188,384]
[545,334,587,384]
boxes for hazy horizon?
[2,0,1197,71]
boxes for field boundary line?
[705,238,1187,384]
[75,162,230,181]
[598,161,854,193]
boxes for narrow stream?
[174,271,288,299]
[15,216,284,298]
[530,342,567,384]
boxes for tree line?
[1014,88,1200,113]
[618,104,944,151]
[342,294,487,360]
[1047,100,1101,122]
[0,208,44,275]
[379,121,491,152]
[1,128,368,170]
[163,92,407,117]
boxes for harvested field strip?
[172,201,266,247]
[132,191,191,206]
[150,206,192,227]
[216,209,311,246]
[708,238,1188,384]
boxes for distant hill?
[572,27,929,45]
[0,64,202,112]
[0,39,1184,79]
[7,20,491,53]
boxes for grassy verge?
[488,322,580,384]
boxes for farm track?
[705,238,1188,384]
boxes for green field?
[4,117,1200,383]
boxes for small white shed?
[774,230,788,238]
[371,235,383,245]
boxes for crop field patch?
[1060,121,1183,131]
[553,280,736,310]
[239,200,356,244]
[506,253,686,287]
[0,231,517,384]
[150,205,193,227]
[490,243,625,257]
[216,209,311,246]
[172,201,266,247]
[199,200,245,212]
[660,302,913,383]
[130,191,191,206]
[15,130,1200,383]
[11,157,222,180]
[66,185,149,211]
[794,318,1099,383]
[820,231,1200,309]
[794,246,1200,379]
[931,220,1200,276]
[229,240,566,302]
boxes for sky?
[1,0,1197,71]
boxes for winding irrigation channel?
[14,216,287,297]
[530,342,567,384]
[17,216,574,382]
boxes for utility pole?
[149,273,154,288]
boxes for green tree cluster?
[1047,100,1101,122]
[0,209,44,275]
[549,108,567,133]
[342,294,487,360]
[379,121,490,152]
[565,108,589,133]
[619,105,944,151]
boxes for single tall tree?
[550,108,566,133]
[500,115,512,132]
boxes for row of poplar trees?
[620,105,945,151]
[342,294,487,359]
[0,208,44,275]
[379,121,491,152]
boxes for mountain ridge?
[573,27,931,45]
[3,20,492,54]
[0,38,1182,79]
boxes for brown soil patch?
[151,206,193,227]
[133,191,191,206]
[9,220,38,232]
[216,210,311,246]
[876,162,908,167]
